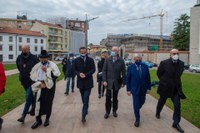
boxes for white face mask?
[172,54,179,60]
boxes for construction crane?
[123,10,167,51]
[85,14,99,47]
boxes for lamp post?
[85,14,99,47]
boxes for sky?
[0,0,197,44]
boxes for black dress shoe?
[29,109,35,116]
[155,114,160,119]
[113,112,118,117]
[134,121,140,127]
[104,113,109,119]
[17,115,26,123]
[44,119,49,127]
[31,121,42,129]
[81,117,86,124]
[172,124,184,133]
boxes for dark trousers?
[79,88,92,118]
[98,82,105,96]
[105,86,119,114]
[156,93,181,124]
[132,90,146,122]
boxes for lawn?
[3,64,17,71]
[0,63,65,116]
[150,70,200,128]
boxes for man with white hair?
[156,49,186,133]
[16,44,39,123]
[126,53,151,127]
[102,46,126,119]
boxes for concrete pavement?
[1,79,199,133]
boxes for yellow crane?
[123,10,167,51]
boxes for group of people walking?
[0,45,186,133]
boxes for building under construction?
[103,34,172,52]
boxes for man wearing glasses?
[155,49,186,133]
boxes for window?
[9,36,13,42]
[9,45,13,51]
[0,45,2,51]
[27,38,30,43]
[9,54,13,59]
[19,37,22,42]
[35,46,38,51]
[0,36,2,41]
[41,39,43,44]
[41,46,43,51]
[19,45,22,51]
[35,39,38,43]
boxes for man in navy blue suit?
[126,53,151,127]
[74,47,95,124]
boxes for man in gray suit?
[102,46,126,119]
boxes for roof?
[0,28,46,37]
[35,21,63,28]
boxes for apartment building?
[30,21,70,58]
[0,28,46,62]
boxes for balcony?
[48,32,63,37]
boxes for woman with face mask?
[97,50,108,98]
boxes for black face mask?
[22,52,29,57]
[41,61,48,65]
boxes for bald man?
[102,46,126,119]
[16,44,39,123]
[155,49,186,133]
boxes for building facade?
[0,28,46,62]
[30,21,70,58]
[69,30,85,54]
[190,3,200,64]
[0,18,33,30]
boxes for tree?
[172,14,190,50]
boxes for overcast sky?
[0,0,197,44]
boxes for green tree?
[172,14,190,50]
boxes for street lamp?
[85,14,99,47]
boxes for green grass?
[3,64,17,71]
[0,63,65,117]
[150,70,200,128]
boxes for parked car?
[124,58,133,66]
[188,64,200,73]
[55,56,64,61]
[184,63,190,70]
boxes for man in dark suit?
[102,46,126,119]
[126,53,151,127]
[156,49,186,133]
[74,47,95,123]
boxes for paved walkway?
[1,79,200,133]
[5,69,19,76]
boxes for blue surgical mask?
[135,60,141,66]
[110,51,116,57]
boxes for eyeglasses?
[172,53,179,55]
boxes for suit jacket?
[126,63,151,95]
[74,55,95,89]
[16,53,39,88]
[102,56,126,90]
[157,58,185,98]
[97,59,105,82]
[64,59,75,78]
